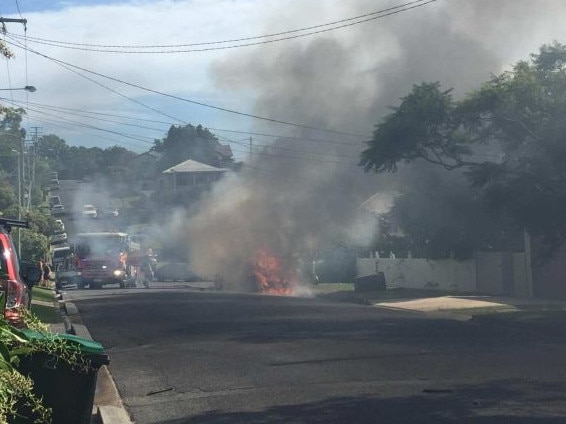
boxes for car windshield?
[53,249,70,260]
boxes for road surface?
[62,284,566,423]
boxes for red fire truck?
[74,232,140,289]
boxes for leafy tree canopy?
[153,124,234,171]
[361,42,566,251]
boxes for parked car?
[51,204,65,216]
[0,218,42,325]
[51,246,72,271]
[103,207,119,217]
[48,196,61,208]
[50,232,68,245]
[50,178,60,190]
[54,219,65,233]
[154,262,201,282]
[82,204,98,218]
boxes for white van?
[51,246,72,270]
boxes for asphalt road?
[62,284,566,424]
[49,179,125,242]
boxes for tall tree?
[361,42,566,254]
[154,124,233,170]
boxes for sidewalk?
[374,294,566,316]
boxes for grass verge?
[30,287,62,324]
[314,284,475,304]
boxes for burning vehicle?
[250,247,299,295]
[243,245,320,296]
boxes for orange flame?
[252,247,297,295]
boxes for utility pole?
[0,17,27,33]
[0,18,27,24]
[16,147,21,256]
[26,127,41,209]
[1,16,30,256]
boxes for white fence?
[357,252,532,296]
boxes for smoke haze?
[181,0,566,290]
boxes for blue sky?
[2,1,111,13]
[0,0,277,157]
[1,0,566,160]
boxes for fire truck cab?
[73,232,140,289]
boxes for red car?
[0,219,42,326]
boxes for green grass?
[30,287,62,324]
[314,283,355,293]
[31,287,55,303]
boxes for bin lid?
[21,329,105,354]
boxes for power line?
[21,99,363,163]
[15,100,174,125]
[22,105,155,144]
[19,102,365,165]
[2,96,365,150]
[218,134,361,161]
[0,97,169,133]
[5,35,370,138]
[6,0,437,53]
[225,136,360,167]
[208,127,356,146]
[27,115,152,150]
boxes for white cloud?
[1,0,566,154]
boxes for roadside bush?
[0,308,94,423]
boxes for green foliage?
[0,313,51,424]
[101,146,137,169]
[154,124,234,170]
[0,182,16,211]
[20,230,49,263]
[360,82,472,172]
[362,42,566,255]
[0,309,98,423]
[24,210,53,236]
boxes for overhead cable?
[6,0,437,53]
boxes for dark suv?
[0,219,42,325]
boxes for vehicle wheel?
[119,281,125,288]
[77,281,86,289]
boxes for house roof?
[162,159,229,174]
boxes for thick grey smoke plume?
[182,0,566,291]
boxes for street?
[50,179,125,240]
[62,285,566,424]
